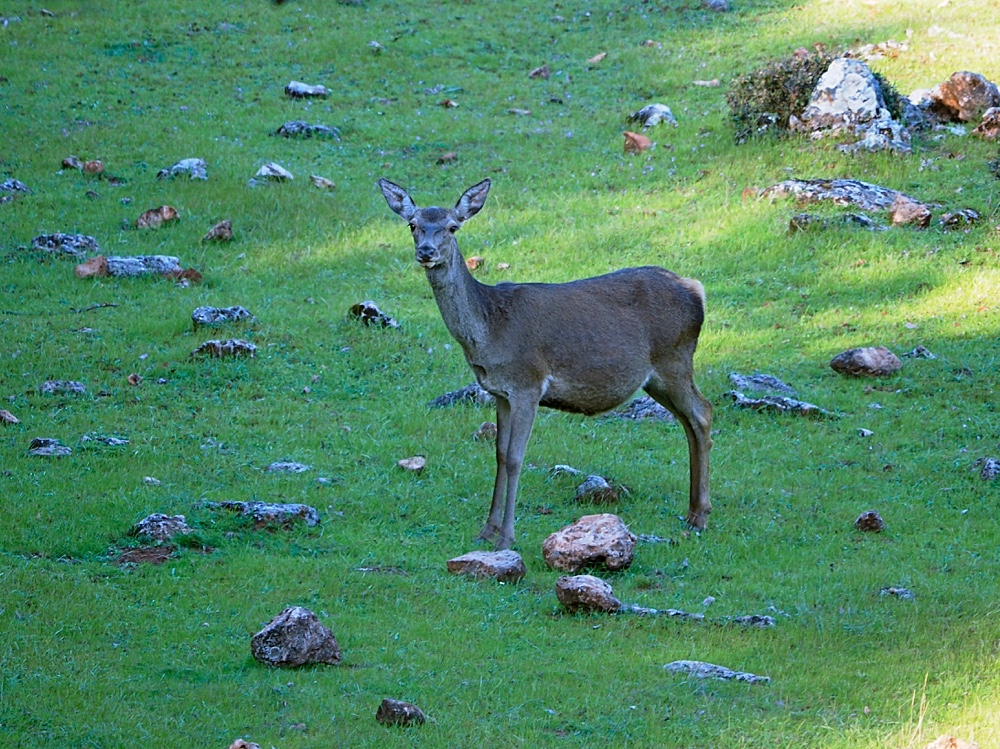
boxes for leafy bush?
[727,50,837,142]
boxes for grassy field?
[2,0,999,746]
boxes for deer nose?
[415,245,437,264]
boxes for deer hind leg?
[477,396,511,544]
[644,361,713,529]
[492,394,539,551]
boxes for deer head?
[378,178,492,269]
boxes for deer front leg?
[477,396,510,543]
[493,395,539,551]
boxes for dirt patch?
[115,544,176,565]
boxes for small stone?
[74,255,109,279]
[156,158,207,180]
[80,433,129,446]
[972,107,1000,139]
[398,456,426,473]
[728,372,796,395]
[136,205,179,229]
[763,178,917,212]
[551,464,583,477]
[191,339,257,358]
[929,71,1000,123]
[82,159,104,175]
[204,500,320,527]
[858,428,874,438]
[901,345,936,359]
[940,208,980,229]
[974,457,1000,480]
[251,606,342,667]
[202,219,233,242]
[528,64,550,79]
[465,255,484,270]
[436,151,457,165]
[428,382,494,408]
[724,390,830,417]
[40,380,86,395]
[28,437,72,457]
[924,735,980,749]
[542,513,637,573]
[348,300,399,328]
[31,233,100,259]
[703,0,728,10]
[447,550,526,582]
[574,475,620,504]
[275,121,340,139]
[627,103,678,129]
[614,395,674,421]
[555,574,622,613]
[854,510,885,532]
[228,740,261,749]
[129,513,191,541]
[623,131,652,154]
[265,461,312,473]
[143,476,162,486]
[62,155,84,170]
[249,162,294,186]
[880,586,915,600]
[473,421,497,442]
[0,178,30,193]
[191,305,256,327]
[376,698,426,726]
[732,615,776,628]
[0,408,19,425]
[284,80,329,98]
[107,255,183,277]
[830,346,902,377]
[311,175,335,189]
[889,194,931,228]
[664,660,771,684]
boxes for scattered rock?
[858,428,874,438]
[627,103,678,129]
[794,58,887,131]
[202,219,233,242]
[763,178,917,212]
[74,255,109,278]
[664,660,771,684]
[555,574,622,613]
[285,80,329,98]
[473,421,497,442]
[348,300,399,328]
[376,699,426,727]
[106,255,182,277]
[901,345,936,359]
[80,433,129,446]
[623,131,652,154]
[724,390,830,417]
[972,107,1000,139]
[191,339,257,358]
[940,208,980,229]
[203,500,320,527]
[311,175,335,189]
[28,437,72,456]
[143,476,162,486]
[31,233,100,258]
[880,586,915,600]
[129,513,192,541]
[428,382,494,408]
[465,255,484,270]
[693,78,721,87]
[929,71,1000,123]
[164,267,203,286]
[156,158,207,180]
[127,373,142,386]
[587,52,607,64]
[0,408,19,425]
[248,162,293,187]
[398,456,426,473]
[228,740,261,749]
[275,120,341,139]
[830,346,902,377]
[728,372,796,396]
[850,39,909,61]
[622,603,704,620]
[551,464,583,477]
[839,109,912,154]
[528,64,550,79]
[731,614,777,628]
[251,606,342,667]
[62,155,84,170]
[436,151,457,165]
[542,513,637,573]
[574,475,620,504]
[191,305,256,327]
[974,457,1000,480]
[702,0,728,10]
[854,510,885,532]
[83,160,104,175]
[925,735,980,749]
[136,205,179,229]
[507,108,532,116]
[265,461,312,473]
[447,550,526,582]
[889,194,932,228]
[0,178,30,193]
[40,380,86,395]
[613,395,674,421]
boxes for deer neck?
[424,252,491,353]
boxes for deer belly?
[538,372,647,416]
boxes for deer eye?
[448,224,459,233]
[408,222,417,232]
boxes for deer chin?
[418,259,441,269]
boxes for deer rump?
[470,267,706,417]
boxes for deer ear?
[455,179,491,222]
[378,178,418,221]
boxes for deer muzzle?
[415,245,439,267]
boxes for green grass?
[2,0,1000,747]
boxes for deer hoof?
[685,509,709,530]
[476,525,499,543]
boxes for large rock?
[191,305,256,327]
[839,109,911,154]
[889,194,932,228]
[28,437,72,457]
[555,574,622,613]
[203,500,320,527]
[830,346,902,377]
[156,158,207,180]
[106,255,182,276]
[129,513,192,541]
[447,550,526,582]
[763,179,918,212]
[31,233,99,258]
[542,513,637,573]
[724,390,831,417]
[664,660,771,684]
[191,339,257,358]
[251,606,342,667]
[796,58,886,131]
[929,71,1000,122]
